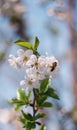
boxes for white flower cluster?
[8,49,59,90]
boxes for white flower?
[20,76,40,90]
[17,49,25,56]
[17,49,33,68]
[26,54,37,68]
[26,55,45,70]
[26,67,45,81]
[26,55,46,80]
[8,54,23,69]
[8,55,18,69]
[45,56,59,77]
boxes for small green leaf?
[40,125,47,130]
[41,102,53,108]
[17,88,26,100]
[39,95,47,104]
[27,122,36,129]
[36,121,41,126]
[36,95,47,106]
[34,88,39,96]
[15,104,23,111]
[33,36,40,51]
[21,110,33,121]
[40,78,49,93]
[9,88,31,111]
[9,98,25,104]
[9,98,18,104]
[19,117,36,129]
[15,40,33,49]
[19,117,27,125]
[35,113,46,120]
[46,87,59,100]
[9,98,27,111]
[26,91,31,101]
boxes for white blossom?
[45,56,59,77]
[8,48,59,90]
[17,49,33,68]
[20,75,40,90]
[26,56,46,80]
[8,55,19,69]
[26,54,38,68]
[26,55,46,72]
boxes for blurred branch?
[0,0,29,40]
[67,0,77,126]
[0,0,30,63]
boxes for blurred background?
[0,0,77,130]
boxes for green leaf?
[33,36,40,51]
[45,87,59,100]
[27,122,36,129]
[39,95,47,104]
[9,98,27,111]
[33,50,40,57]
[19,117,36,129]
[36,95,47,106]
[36,121,41,126]
[21,110,33,121]
[17,88,26,100]
[34,88,39,96]
[26,91,31,101]
[9,98,25,111]
[9,88,31,111]
[40,125,47,130]
[9,98,25,104]
[19,117,27,125]
[15,40,33,49]
[15,104,24,111]
[41,102,53,108]
[40,78,49,93]
[9,98,18,104]
[35,113,46,120]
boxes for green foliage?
[34,113,46,120]
[40,125,47,130]
[41,102,53,108]
[40,78,49,93]
[15,37,40,57]
[33,79,59,109]
[19,116,36,130]
[9,88,31,111]
[20,110,45,130]
[33,36,40,51]
[34,80,59,109]
[36,95,47,107]
[17,88,26,100]
[15,40,33,49]
[45,87,59,100]
[15,37,40,51]
[21,110,33,121]
[34,88,39,96]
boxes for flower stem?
[33,88,37,117]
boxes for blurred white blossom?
[8,55,19,69]
[0,108,27,130]
[0,109,16,124]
